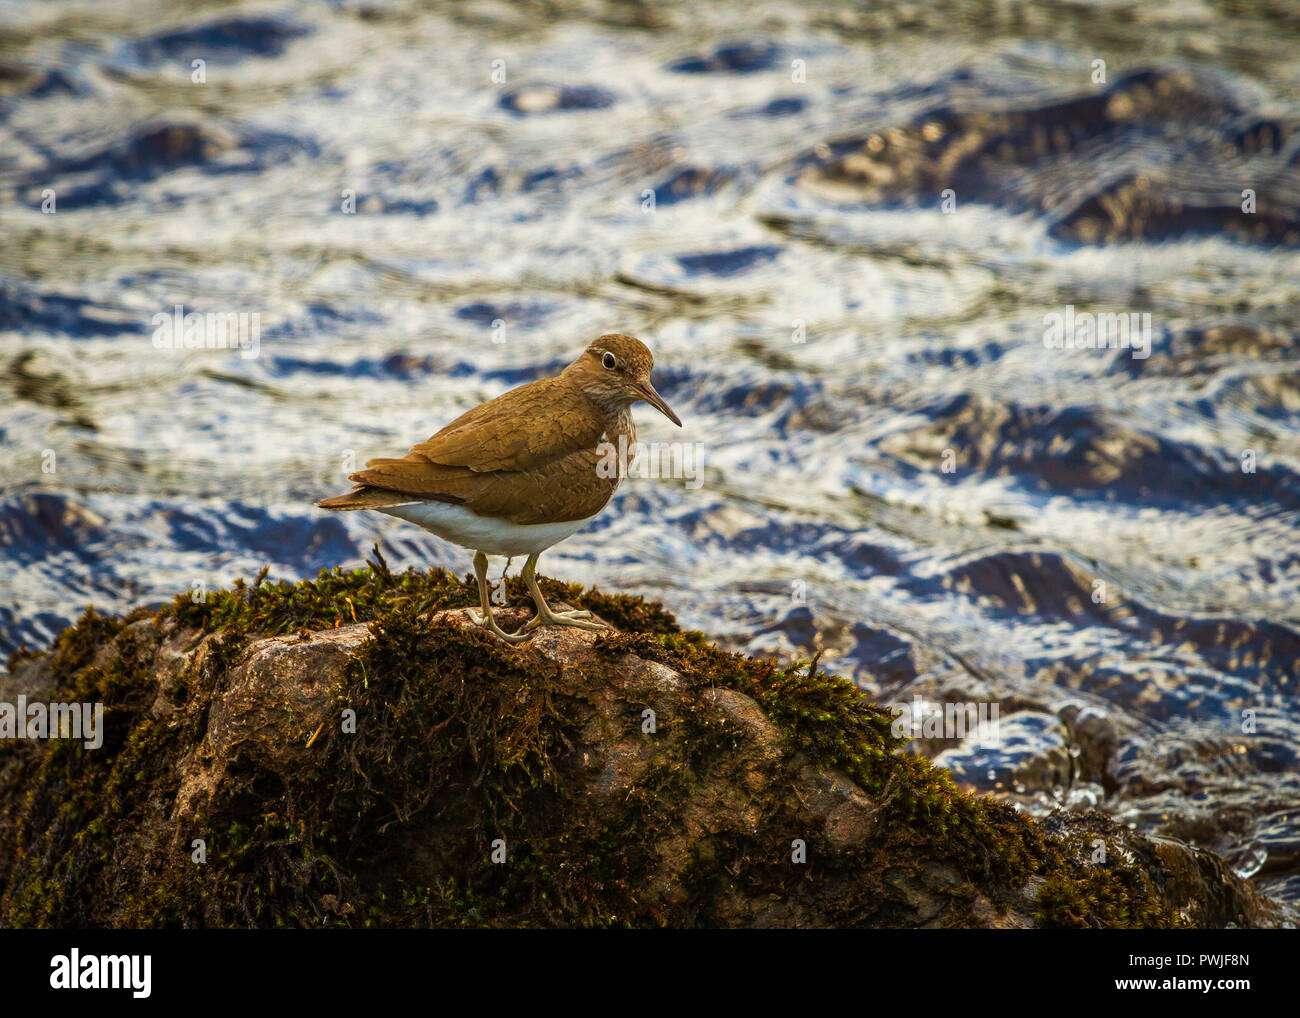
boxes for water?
[2,1,1299,907]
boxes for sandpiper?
[318,334,681,642]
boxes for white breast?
[377,501,599,557]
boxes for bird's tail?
[316,487,413,511]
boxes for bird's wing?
[346,378,606,497]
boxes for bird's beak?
[635,380,682,427]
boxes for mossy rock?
[0,560,1285,928]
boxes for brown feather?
[315,487,456,511]
[318,333,670,527]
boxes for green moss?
[165,548,679,643]
[1031,817,1191,929]
[0,562,1185,928]
[1035,867,1183,928]
[591,636,1050,911]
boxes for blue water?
[2,1,1299,907]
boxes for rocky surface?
[0,565,1290,928]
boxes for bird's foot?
[464,607,531,644]
[521,605,605,634]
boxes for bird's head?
[565,333,682,426]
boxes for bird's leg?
[520,553,604,633]
[466,550,529,643]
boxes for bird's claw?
[465,606,530,644]
[521,608,604,633]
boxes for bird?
[317,333,681,642]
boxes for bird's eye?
[602,352,617,370]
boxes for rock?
[0,565,1291,928]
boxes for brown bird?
[317,334,681,642]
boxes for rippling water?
[2,1,1299,907]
